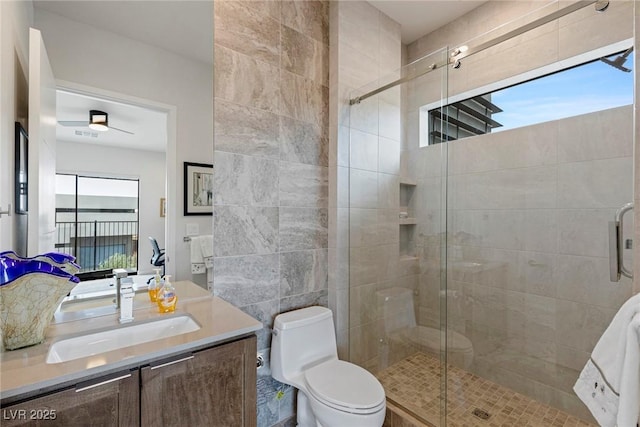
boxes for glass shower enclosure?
[346,1,635,425]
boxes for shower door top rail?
[349,0,605,106]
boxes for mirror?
[26,0,213,315]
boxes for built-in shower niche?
[399,179,417,259]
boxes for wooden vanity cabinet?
[141,335,257,427]
[1,335,257,427]
[1,369,139,427]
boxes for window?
[427,48,633,145]
[55,174,140,277]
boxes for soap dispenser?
[149,268,162,302]
[157,275,177,313]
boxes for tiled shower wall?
[213,2,329,425]
[328,1,402,365]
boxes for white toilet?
[377,287,474,369]
[271,306,386,427]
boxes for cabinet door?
[1,369,139,427]
[141,336,257,427]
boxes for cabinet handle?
[75,374,132,393]
[150,355,194,370]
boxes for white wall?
[57,140,166,274]
[0,1,33,252]
[34,8,213,282]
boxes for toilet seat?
[304,360,385,415]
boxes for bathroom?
[1,0,639,426]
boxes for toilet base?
[296,390,318,427]
[295,389,386,427]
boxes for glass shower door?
[347,47,451,426]
[444,1,635,425]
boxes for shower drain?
[472,408,491,420]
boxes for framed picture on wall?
[14,123,28,214]
[184,162,213,216]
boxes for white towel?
[199,234,213,268]
[574,293,640,427]
[190,236,205,274]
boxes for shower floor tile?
[376,352,595,427]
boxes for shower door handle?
[609,202,633,281]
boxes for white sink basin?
[46,315,200,364]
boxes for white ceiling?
[368,1,485,44]
[33,1,213,65]
[56,90,167,153]
[33,1,200,153]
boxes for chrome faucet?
[113,268,128,309]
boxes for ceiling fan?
[58,110,135,135]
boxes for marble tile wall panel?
[281,0,328,45]
[350,169,378,209]
[338,44,379,91]
[378,100,401,141]
[216,2,330,426]
[337,125,350,167]
[239,298,279,351]
[555,299,616,354]
[350,129,378,171]
[450,209,558,253]
[349,208,379,248]
[280,249,328,297]
[279,207,328,251]
[377,173,399,209]
[215,100,280,159]
[214,152,279,206]
[336,166,349,208]
[280,289,329,313]
[214,206,279,257]
[282,24,328,86]
[378,136,400,175]
[214,45,280,113]
[557,106,632,163]
[555,255,632,310]
[557,157,633,209]
[280,70,329,129]
[279,162,328,208]
[450,166,557,210]
[557,209,614,258]
[214,254,280,306]
[448,123,558,175]
[214,0,280,66]
[329,245,349,290]
[337,1,379,62]
[349,95,379,135]
[280,116,328,166]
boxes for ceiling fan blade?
[58,120,89,127]
[110,126,135,135]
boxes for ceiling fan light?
[89,110,109,132]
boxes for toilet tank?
[271,306,338,384]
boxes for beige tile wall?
[328,1,402,362]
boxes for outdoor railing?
[55,220,138,273]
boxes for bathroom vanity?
[0,281,262,426]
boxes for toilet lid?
[405,326,473,352]
[304,360,385,413]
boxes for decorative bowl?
[0,253,80,350]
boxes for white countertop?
[0,281,262,401]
